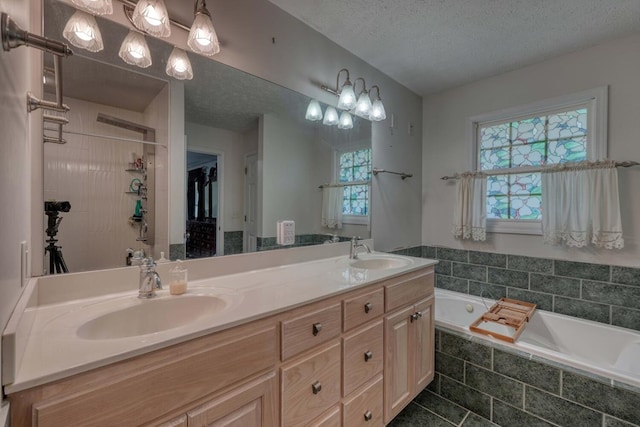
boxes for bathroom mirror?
[42,0,372,273]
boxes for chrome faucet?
[350,236,371,259]
[138,257,162,299]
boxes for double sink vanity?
[2,241,436,426]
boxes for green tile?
[530,273,581,298]
[435,260,452,275]
[492,400,555,427]
[468,281,507,299]
[525,386,602,427]
[414,389,468,425]
[462,413,499,427]
[506,288,553,311]
[453,263,488,282]
[555,260,610,281]
[611,306,640,332]
[437,247,469,263]
[582,281,640,310]
[611,266,640,287]
[604,415,639,427]
[440,332,492,368]
[553,297,610,323]
[487,267,529,289]
[423,246,437,258]
[436,275,469,293]
[493,349,560,394]
[440,377,491,420]
[465,364,524,407]
[563,372,640,425]
[469,251,507,268]
[388,402,456,427]
[507,255,553,273]
[436,351,465,382]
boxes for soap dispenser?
[169,260,188,295]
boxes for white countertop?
[4,250,436,393]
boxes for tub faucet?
[138,257,162,299]
[350,236,371,259]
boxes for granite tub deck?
[391,289,640,427]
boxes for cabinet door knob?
[410,311,423,322]
[312,381,322,394]
[364,410,373,421]
[312,322,323,336]
[364,302,372,313]
[364,351,373,362]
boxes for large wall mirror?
[42,0,372,274]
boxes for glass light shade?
[355,91,372,119]
[119,31,152,68]
[370,99,387,121]
[323,106,339,126]
[166,47,193,80]
[187,11,221,56]
[132,0,171,37]
[305,99,323,121]
[337,82,357,110]
[71,0,113,15]
[62,10,103,52]
[338,111,353,129]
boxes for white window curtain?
[541,160,624,249]
[452,172,487,241]
[321,185,343,229]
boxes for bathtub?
[434,288,640,390]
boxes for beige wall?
[422,32,640,267]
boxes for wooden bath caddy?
[469,298,537,343]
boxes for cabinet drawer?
[281,303,341,360]
[281,342,341,427]
[343,375,383,427]
[343,288,384,332]
[309,406,341,427]
[343,320,384,396]
[385,269,434,312]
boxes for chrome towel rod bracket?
[373,167,413,180]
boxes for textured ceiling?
[269,0,640,95]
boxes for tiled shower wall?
[392,246,640,333]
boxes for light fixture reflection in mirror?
[337,79,356,110]
[188,0,221,56]
[338,111,354,129]
[70,0,113,15]
[305,99,323,121]
[119,30,152,68]
[166,47,193,80]
[370,85,386,121]
[132,0,171,37]
[323,106,339,126]
[355,89,372,119]
[63,10,103,52]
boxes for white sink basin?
[350,254,412,270]
[77,294,230,340]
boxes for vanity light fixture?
[338,111,354,130]
[166,47,193,80]
[119,30,152,68]
[354,77,372,119]
[70,0,113,15]
[369,85,386,121]
[323,106,340,126]
[131,0,170,38]
[187,0,220,56]
[63,10,103,52]
[305,99,323,121]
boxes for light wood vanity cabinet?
[8,265,434,427]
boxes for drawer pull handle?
[364,351,373,362]
[364,302,372,313]
[364,411,373,421]
[312,322,323,336]
[312,381,322,394]
[410,311,423,322]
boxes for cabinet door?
[383,305,414,424]
[414,296,435,392]
[187,372,277,427]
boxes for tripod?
[45,236,68,274]
[45,210,69,274]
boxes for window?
[471,87,607,234]
[337,147,372,224]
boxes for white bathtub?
[434,288,640,390]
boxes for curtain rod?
[318,183,345,189]
[373,167,413,180]
[43,127,166,147]
[440,161,639,180]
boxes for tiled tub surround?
[390,289,640,427]
[392,246,640,333]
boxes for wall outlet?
[276,220,295,245]
[20,241,29,288]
